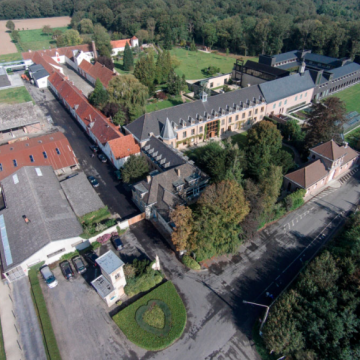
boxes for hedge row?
[28,269,61,360]
[182,255,201,270]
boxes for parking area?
[41,259,146,360]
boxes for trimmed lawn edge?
[113,281,186,351]
[0,318,5,360]
[28,269,62,360]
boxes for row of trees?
[3,0,360,58]
[263,212,360,359]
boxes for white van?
[40,265,58,288]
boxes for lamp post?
[243,300,270,336]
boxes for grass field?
[0,87,32,105]
[171,48,258,79]
[345,127,360,150]
[228,131,248,149]
[28,269,61,360]
[0,52,23,63]
[0,319,5,360]
[146,96,183,112]
[113,281,186,351]
[13,27,69,52]
[331,83,360,113]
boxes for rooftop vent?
[35,168,43,177]
[12,174,19,184]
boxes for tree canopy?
[121,155,149,183]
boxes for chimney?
[146,175,151,183]
[92,41,97,60]
[176,168,181,177]
[89,114,92,122]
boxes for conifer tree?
[123,42,134,71]
[88,78,108,108]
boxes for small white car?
[40,265,58,288]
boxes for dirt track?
[0,16,71,55]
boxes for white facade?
[111,37,139,56]
[35,76,49,88]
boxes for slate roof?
[0,131,79,181]
[33,69,49,80]
[259,71,314,103]
[328,62,360,80]
[125,85,265,142]
[161,118,177,140]
[0,166,82,271]
[304,53,338,65]
[271,50,299,63]
[142,136,187,170]
[284,159,328,189]
[28,64,43,73]
[0,102,43,132]
[244,60,289,76]
[60,172,104,217]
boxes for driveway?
[24,82,140,219]
[41,265,146,360]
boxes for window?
[300,94,303,99]
[236,115,239,120]
[305,92,307,97]
[273,104,276,109]
[115,273,120,280]
[254,117,257,121]
[248,111,252,116]
[221,119,225,125]
[199,126,203,132]
[13,160,17,167]
[55,148,61,155]
[295,96,298,101]
[176,134,178,140]
[43,151,48,159]
[183,131,187,138]
[191,129,195,135]
[255,109,258,115]
[29,155,34,163]
[0,164,2,171]
[242,113,245,119]
[47,248,65,258]
[261,107,264,112]
[210,82,214,88]
[229,117,232,123]
[284,100,287,105]
[279,101,282,107]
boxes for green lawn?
[146,96,183,112]
[331,82,360,113]
[345,127,360,150]
[170,48,258,80]
[227,131,248,149]
[113,281,186,351]
[0,87,32,105]
[28,269,61,360]
[0,318,5,360]
[0,52,23,63]
[13,27,69,52]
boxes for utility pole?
[242,300,270,336]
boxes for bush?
[182,255,201,270]
[105,219,116,227]
[155,91,168,100]
[113,281,186,351]
[96,233,111,244]
[284,189,306,211]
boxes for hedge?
[113,281,186,350]
[182,255,201,270]
[28,269,61,360]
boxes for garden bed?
[113,281,186,351]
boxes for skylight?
[29,155,34,163]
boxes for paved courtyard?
[61,64,94,96]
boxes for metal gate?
[5,265,26,283]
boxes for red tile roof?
[79,60,117,88]
[285,159,328,189]
[111,39,131,49]
[0,131,78,180]
[31,52,62,75]
[108,135,140,159]
[22,44,93,61]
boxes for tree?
[133,53,155,93]
[6,20,15,31]
[170,205,194,251]
[203,23,217,48]
[123,42,134,71]
[11,30,20,43]
[88,79,108,108]
[190,39,197,51]
[283,119,304,141]
[96,56,114,70]
[167,69,183,96]
[107,75,148,114]
[121,155,149,183]
[52,29,62,40]
[163,23,173,50]
[78,19,93,34]
[42,25,52,36]
[93,24,112,57]
[135,29,149,44]
[57,30,82,47]
[193,180,250,260]
[305,97,346,149]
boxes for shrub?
[105,219,116,227]
[284,189,306,211]
[95,223,107,232]
[96,233,111,244]
[156,91,168,100]
[182,255,201,270]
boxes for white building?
[111,36,139,56]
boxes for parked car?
[97,153,107,163]
[111,234,123,251]
[71,256,87,274]
[89,145,99,153]
[40,265,58,288]
[60,260,74,280]
[83,251,99,267]
[87,175,99,188]
[114,170,122,181]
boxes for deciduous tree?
[121,155,149,183]
[57,29,82,47]
[78,19,93,34]
[96,56,114,70]
[170,205,194,251]
[6,20,15,31]
[93,24,112,57]
[42,25,52,36]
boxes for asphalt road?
[24,82,139,220]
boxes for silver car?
[40,265,58,288]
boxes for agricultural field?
[0,52,23,63]
[0,87,32,105]
[12,27,69,53]
[331,83,360,113]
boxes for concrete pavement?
[0,280,23,360]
